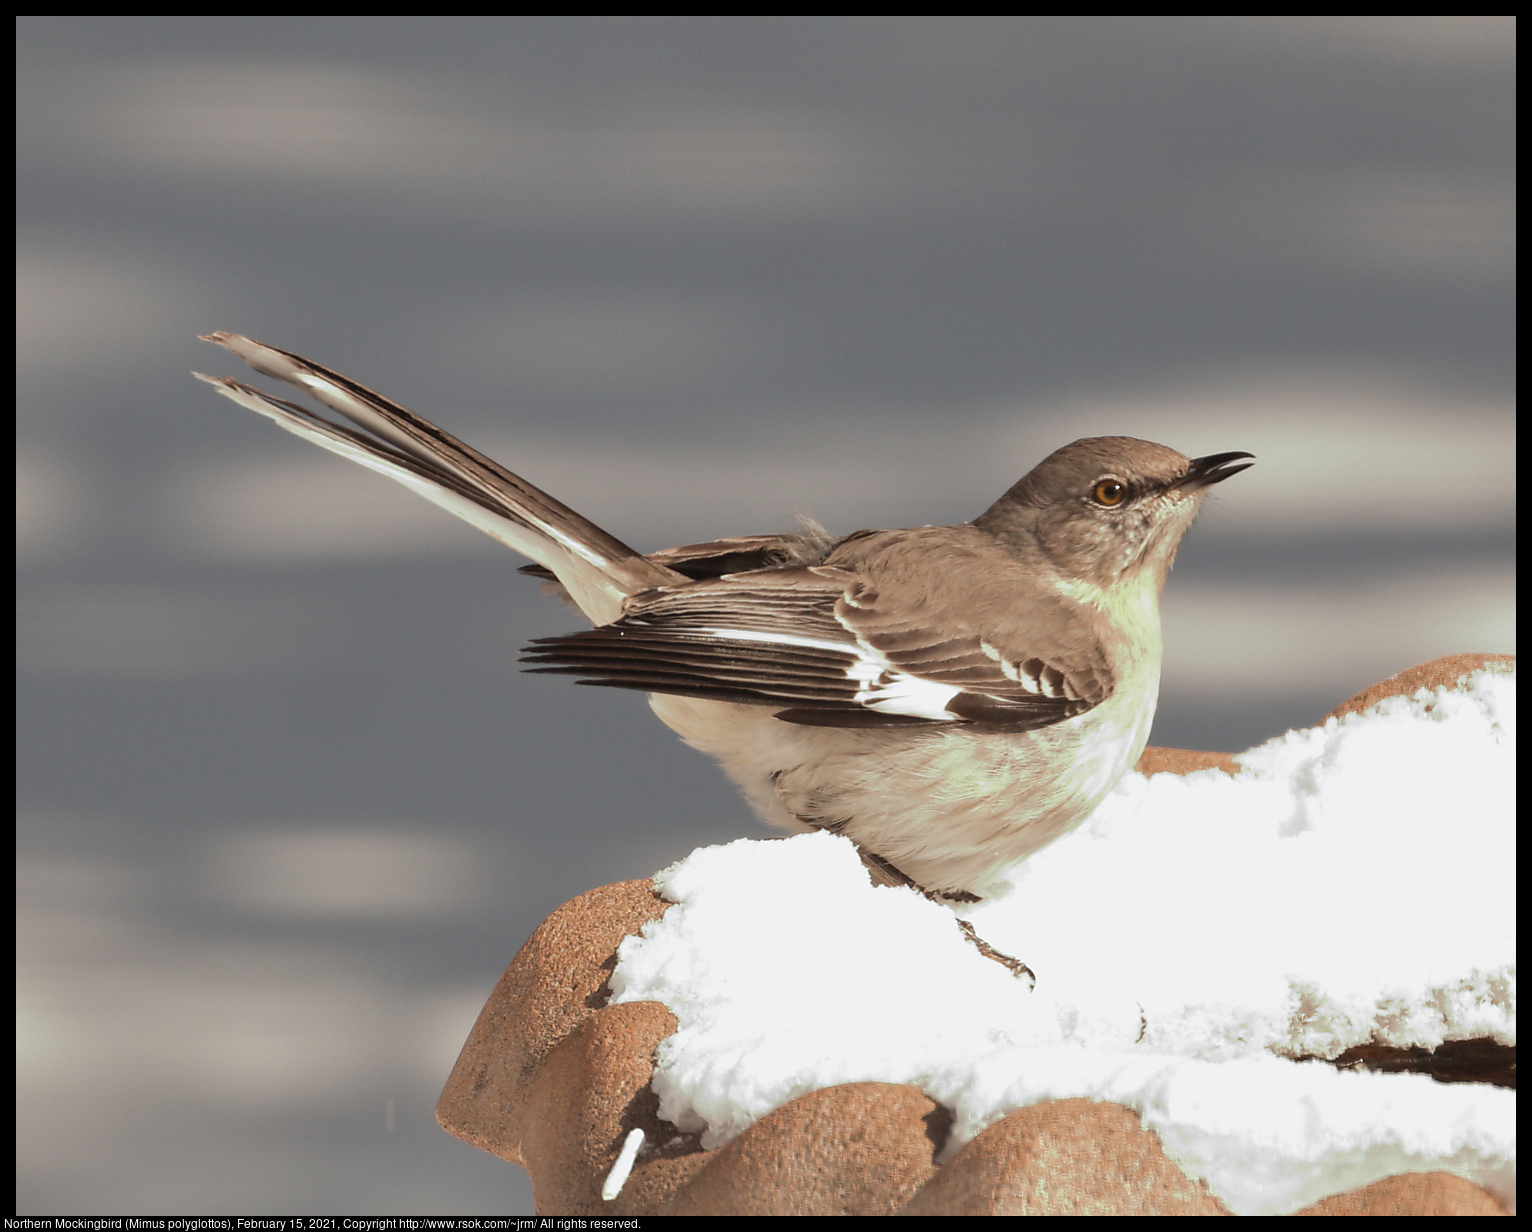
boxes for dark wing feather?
[521,549,1114,731]
[519,524,838,586]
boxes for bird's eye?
[1092,479,1127,507]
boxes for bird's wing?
[194,333,682,624]
[522,555,1114,730]
[517,524,839,600]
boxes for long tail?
[194,333,684,625]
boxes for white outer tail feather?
[195,332,682,626]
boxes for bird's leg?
[832,828,1036,987]
[954,919,1035,988]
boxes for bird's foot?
[830,830,1036,987]
[956,919,1036,988]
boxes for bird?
[195,332,1252,913]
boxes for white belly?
[647,664,1158,899]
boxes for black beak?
[1180,450,1255,490]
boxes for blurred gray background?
[17,16,1514,1215]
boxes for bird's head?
[976,436,1254,592]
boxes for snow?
[607,666,1515,1215]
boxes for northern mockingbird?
[196,333,1251,908]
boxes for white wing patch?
[847,660,965,720]
[696,625,965,721]
[980,640,1023,683]
[825,610,972,718]
[982,640,1077,699]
